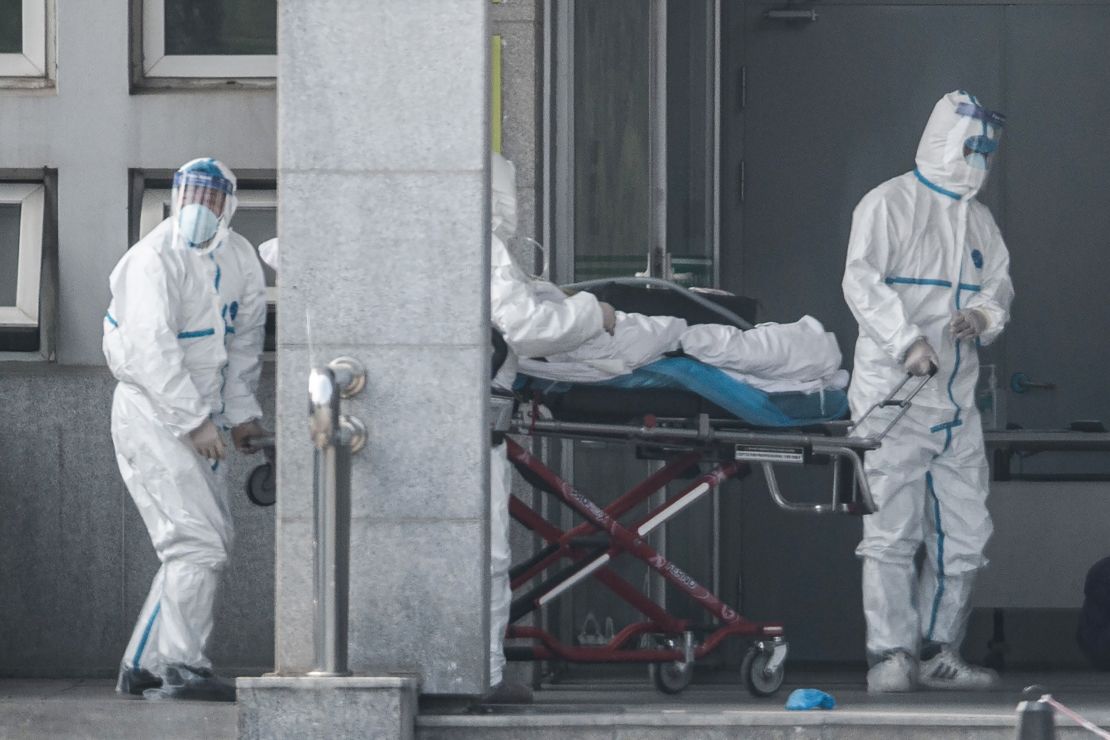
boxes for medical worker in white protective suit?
[843,91,1014,693]
[487,153,616,702]
[104,158,268,701]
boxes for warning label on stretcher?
[734,445,805,464]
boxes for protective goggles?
[955,101,1006,131]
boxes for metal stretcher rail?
[511,417,881,451]
[510,415,883,516]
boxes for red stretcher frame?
[503,435,784,667]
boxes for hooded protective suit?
[104,158,267,689]
[488,153,605,687]
[843,92,1014,670]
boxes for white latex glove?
[599,302,617,335]
[231,419,269,455]
[950,308,988,341]
[189,419,227,460]
[258,238,279,272]
[903,338,939,377]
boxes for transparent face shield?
[171,170,234,253]
[955,101,1005,171]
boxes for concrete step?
[5,672,1110,739]
[418,672,1110,740]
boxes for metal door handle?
[765,9,817,22]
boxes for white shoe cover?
[918,648,998,690]
[867,652,917,693]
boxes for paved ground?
[3,670,1109,739]
[0,678,237,739]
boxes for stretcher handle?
[851,367,936,444]
[828,446,877,514]
[243,434,275,452]
[760,444,876,516]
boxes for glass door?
[544,0,722,678]
[553,0,719,287]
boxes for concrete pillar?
[269,0,490,698]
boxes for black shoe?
[117,666,162,696]
[142,664,236,702]
[479,680,534,705]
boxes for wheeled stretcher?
[493,282,930,697]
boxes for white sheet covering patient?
[518,304,847,393]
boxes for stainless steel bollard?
[307,357,367,677]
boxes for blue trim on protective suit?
[105,312,118,327]
[885,276,952,288]
[958,283,981,293]
[132,602,161,668]
[914,168,961,201]
[946,262,966,431]
[946,326,963,421]
[177,328,215,339]
[925,473,947,641]
[929,419,963,434]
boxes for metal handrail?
[561,276,754,330]
[306,357,366,677]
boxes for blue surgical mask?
[178,203,220,247]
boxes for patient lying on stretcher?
[518,307,848,393]
[493,243,848,395]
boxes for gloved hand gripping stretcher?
[492,279,931,697]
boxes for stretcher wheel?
[246,462,276,507]
[649,660,693,695]
[742,647,785,697]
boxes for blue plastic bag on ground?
[785,688,836,710]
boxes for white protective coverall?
[488,153,606,686]
[843,91,1014,663]
[104,160,267,680]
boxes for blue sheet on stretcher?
[518,356,849,428]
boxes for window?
[139,183,277,349]
[0,0,54,86]
[138,0,276,83]
[0,183,45,351]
